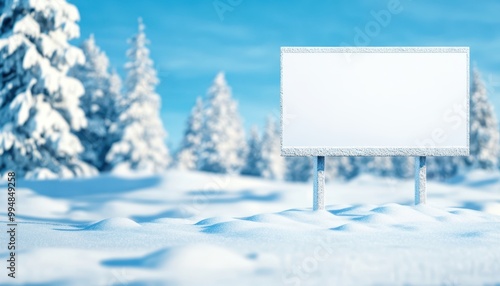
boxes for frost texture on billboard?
[280,47,470,157]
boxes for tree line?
[174,67,500,182]
[0,1,167,178]
[0,0,498,181]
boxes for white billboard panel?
[281,47,469,156]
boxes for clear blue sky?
[69,0,500,150]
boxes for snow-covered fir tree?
[70,34,122,171]
[106,18,170,173]
[258,116,285,180]
[285,156,312,182]
[427,156,459,180]
[366,157,394,177]
[463,68,500,169]
[0,0,97,179]
[198,72,246,173]
[392,157,413,179]
[324,158,336,182]
[241,126,262,177]
[326,157,360,181]
[175,97,203,170]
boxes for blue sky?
[69,0,500,149]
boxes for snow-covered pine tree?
[427,156,459,180]
[241,126,262,177]
[285,156,312,182]
[258,116,285,180]
[70,34,122,171]
[0,0,97,179]
[108,69,123,122]
[106,18,170,173]
[366,157,394,177]
[463,68,500,169]
[326,157,360,181]
[392,157,413,179]
[198,72,246,174]
[175,97,204,170]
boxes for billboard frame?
[280,46,470,157]
[280,47,470,209]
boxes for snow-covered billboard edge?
[280,47,470,157]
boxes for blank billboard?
[281,47,469,156]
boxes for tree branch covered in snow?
[197,72,246,174]
[106,18,170,174]
[175,96,203,170]
[70,34,123,171]
[0,0,96,179]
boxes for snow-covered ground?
[1,170,500,285]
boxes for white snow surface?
[1,170,500,285]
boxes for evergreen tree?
[241,126,262,177]
[258,116,285,180]
[175,97,203,170]
[392,157,413,179]
[0,0,97,179]
[198,72,246,173]
[343,157,361,179]
[464,68,500,169]
[285,156,312,182]
[427,156,459,181]
[326,157,350,181]
[106,18,170,173]
[70,34,122,171]
[366,157,394,177]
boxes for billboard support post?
[313,156,325,210]
[415,156,427,205]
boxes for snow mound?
[447,209,496,222]
[353,213,397,224]
[241,213,303,225]
[371,204,437,223]
[330,204,378,216]
[202,220,259,234]
[84,217,141,230]
[332,223,375,232]
[151,218,194,224]
[193,204,500,233]
[165,244,254,271]
[414,205,456,217]
[195,216,236,226]
[371,203,415,214]
[278,209,341,227]
[105,244,254,271]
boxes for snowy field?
[1,170,500,285]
